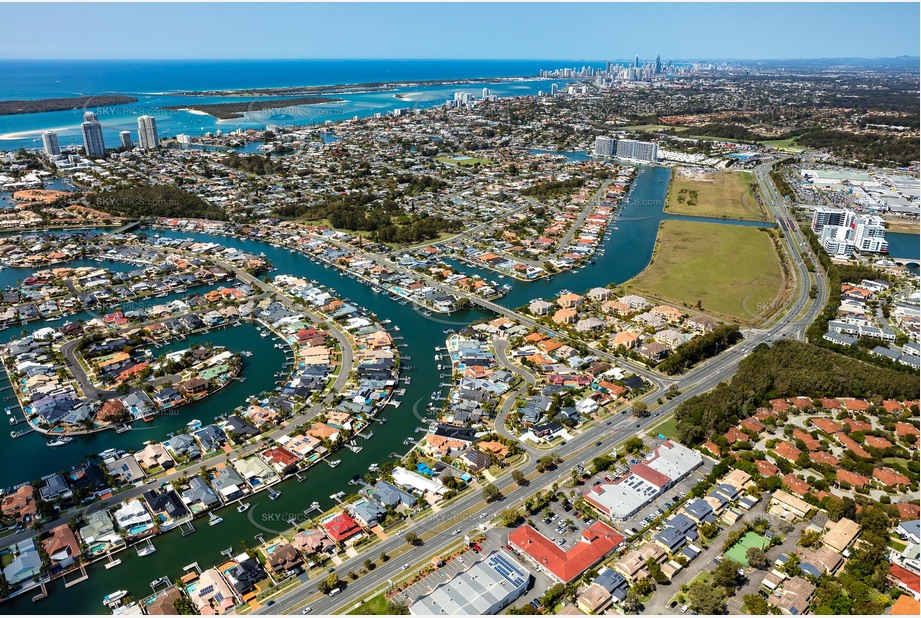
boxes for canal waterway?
[0,164,793,613]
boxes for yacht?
[268,488,281,500]
[236,502,250,513]
[208,512,223,526]
[47,436,73,447]
[103,591,128,606]
[136,540,156,557]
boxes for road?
[491,338,538,451]
[256,158,830,615]
[548,179,613,260]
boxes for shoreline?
[164,74,538,98]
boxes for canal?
[2,164,752,613]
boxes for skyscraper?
[41,131,60,156]
[81,111,106,157]
[550,83,558,96]
[120,131,133,150]
[654,55,662,74]
[137,115,159,149]
[634,55,639,68]
[482,87,489,99]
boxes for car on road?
[452,528,461,535]
[301,608,312,614]
[595,441,602,446]
[328,568,335,573]
[402,563,410,571]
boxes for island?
[0,95,138,116]
[162,96,343,119]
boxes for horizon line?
[1,56,919,62]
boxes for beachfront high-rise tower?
[42,131,60,156]
[138,115,159,149]
[119,131,133,150]
[81,111,106,157]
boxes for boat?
[47,436,73,447]
[4,407,10,415]
[236,503,250,513]
[136,540,156,557]
[103,591,128,605]
[208,512,223,526]
[328,460,341,468]
[268,489,281,500]
[9,416,17,425]
[115,424,131,434]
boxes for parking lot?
[527,495,597,552]
[396,531,508,605]
[581,445,714,537]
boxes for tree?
[318,573,341,594]
[744,593,769,615]
[482,482,502,502]
[746,547,770,570]
[624,436,645,454]
[512,470,528,486]
[687,580,727,615]
[387,599,410,615]
[379,550,389,562]
[404,532,419,546]
[173,596,198,615]
[713,559,744,590]
[632,401,649,417]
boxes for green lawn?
[620,124,688,133]
[724,532,771,565]
[759,137,805,153]
[665,171,768,221]
[890,538,908,552]
[347,592,389,615]
[628,220,786,323]
[435,155,491,167]
[649,415,679,440]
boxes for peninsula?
[162,96,343,119]
[0,94,138,116]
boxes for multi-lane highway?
[256,159,830,615]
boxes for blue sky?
[1,2,918,60]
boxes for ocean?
[0,59,596,151]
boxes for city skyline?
[0,2,918,60]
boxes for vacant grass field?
[666,171,768,221]
[619,124,688,133]
[759,137,805,153]
[435,155,491,166]
[628,220,785,322]
[347,592,389,615]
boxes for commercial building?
[138,115,159,149]
[509,521,624,583]
[42,130,60,156]
[584,440,702,520]
[81,111,106,156]
[409,551,529,615]
[813,207,889,255]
